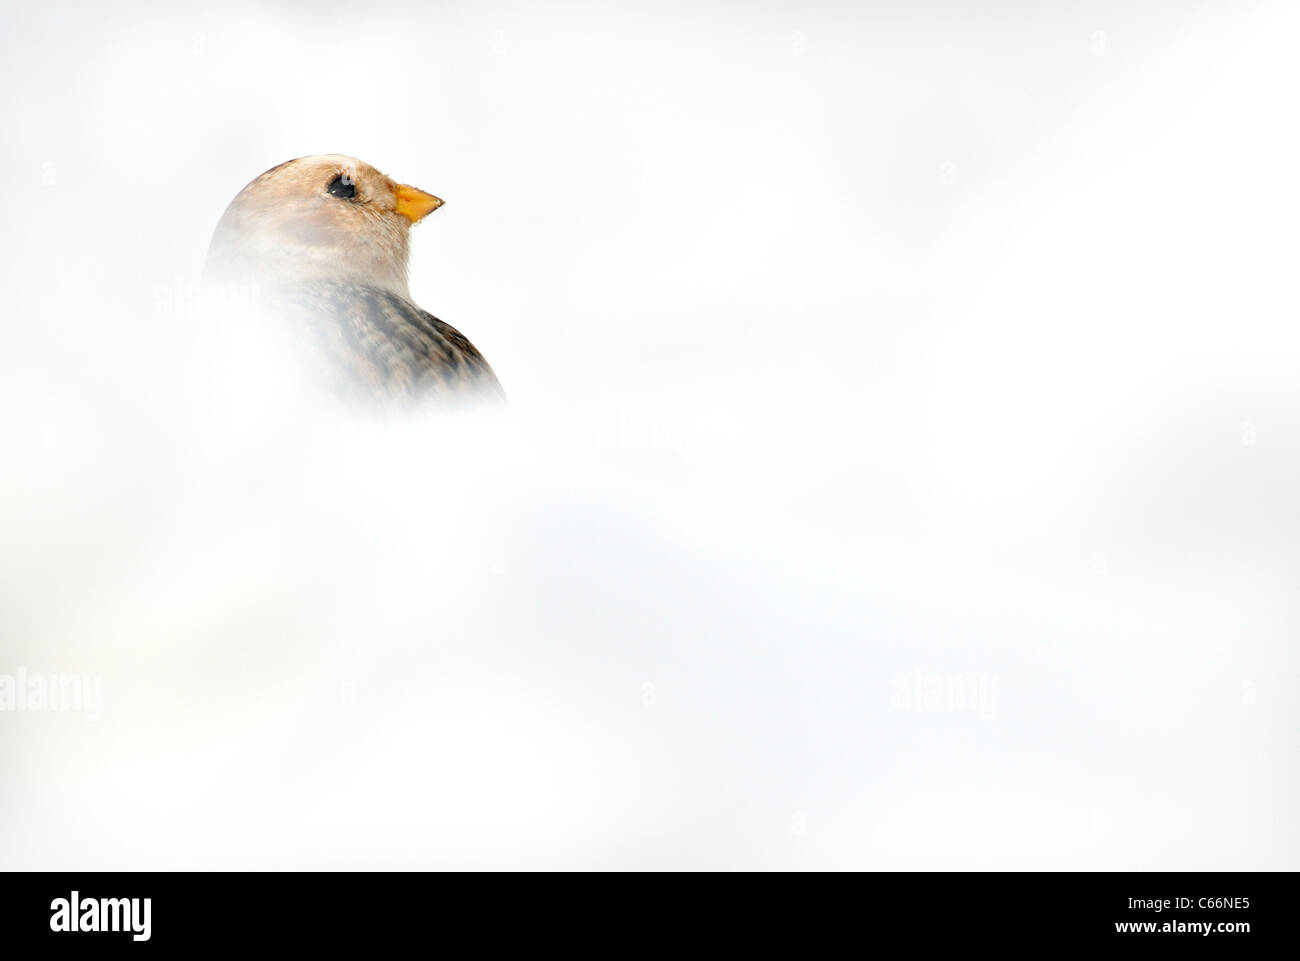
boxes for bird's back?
[282,281,507,406]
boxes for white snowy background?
[0,0,1296,868]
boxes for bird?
[204,154,505,406]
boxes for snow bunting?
[205,155,505,405]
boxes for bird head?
[205,154,443,297]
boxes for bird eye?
[327,174,357,199]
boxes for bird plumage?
[204,154,505,406]
[287,280,506,404]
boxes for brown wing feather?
[295,282,506,405]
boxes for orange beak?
[394,183,444,223]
